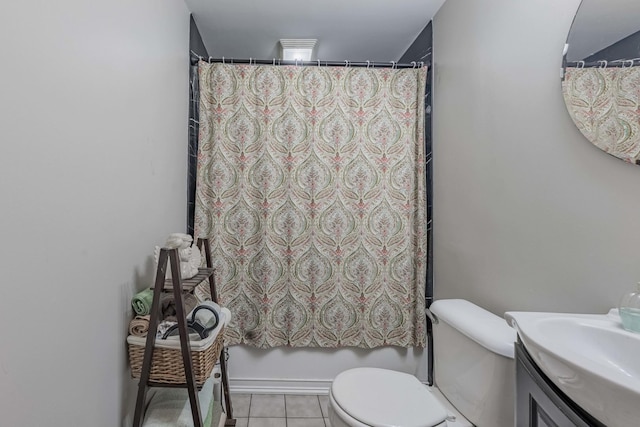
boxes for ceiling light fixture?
[279,39,317,61]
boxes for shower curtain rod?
[565,58,640,68]
[190,54,425,69]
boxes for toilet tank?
[430,299,516,427]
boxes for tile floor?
[231,394,331,427]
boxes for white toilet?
[328,299,517,427]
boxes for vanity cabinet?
[515,340,604,427]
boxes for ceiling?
[184,0,446,62]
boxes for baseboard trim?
[229,377,331,395]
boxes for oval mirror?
[562,0,640,164]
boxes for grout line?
[284,393,288,426]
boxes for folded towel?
[132,288,154,316]
[129,315,151,337]
[161,293,198,322]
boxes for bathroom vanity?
[515,340,604,427]
[507,310,640,427]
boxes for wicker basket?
[128,326,224,386]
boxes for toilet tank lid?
[430,299,516,359]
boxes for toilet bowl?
[328,299,517,427]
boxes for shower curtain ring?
[317,59,321,67]
[222,56,225,64]
[366,60,370,69]
[625,59,635,68]
[412,61,417,68]
[598,60,608,69]
[577,61,585,69]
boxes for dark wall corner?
[584,29,640,62]
[190,15,209,57]
[187,15,208,235]
[400,20,434,385]
[400,21,433,65]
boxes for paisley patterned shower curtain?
[195,62,427,349]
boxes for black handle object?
[161,305,220,340]
[189,305,220,338]
[161,323,200,340]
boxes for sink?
[505,310,640,427]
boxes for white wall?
[432,0,640,316]
[0,1,190,426]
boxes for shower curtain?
[563,66,640,163]
[195,62,427,348]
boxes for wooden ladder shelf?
[132,238,235,427]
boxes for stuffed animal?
[154,233,201,280]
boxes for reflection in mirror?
[562,0,640,164]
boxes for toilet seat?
[330,368,448,427]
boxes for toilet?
[328,299,517,427]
